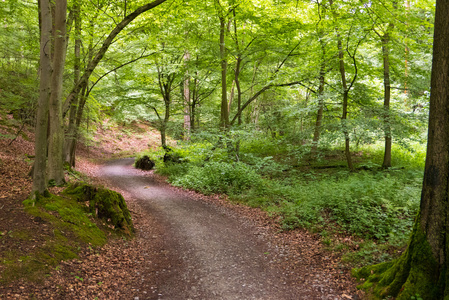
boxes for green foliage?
[275,172,420,240]
[361,142,427,170]
[171,161,264,195]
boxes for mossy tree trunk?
[356,2,449,298]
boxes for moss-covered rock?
[135,155,155,170]
[64,183,134,234]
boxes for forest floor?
[0,117,363,299]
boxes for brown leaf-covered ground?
[0,116,363,299]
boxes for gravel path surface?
[101,158,343,300]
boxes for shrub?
[171,161,263,195]
[275,172,421,241]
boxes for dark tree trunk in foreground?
[355,1,449,298]
[32,0,52,195]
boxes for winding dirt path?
[101,158,345,300]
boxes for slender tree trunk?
[311,46,326,157]
[337,35,354,171]
[155,62,174,148]
[160,124,167,148]
[191,76,197,132]
[32,0,52,195]
[183,51,191,140]
[47,0,67,185]
[250,62,259,125]
[356,2,449,297]
[64,0,81,167]
[219,15,229,129]
[228,80,235,115]
[381,29,393,169]
[235,56,242,125]
[405,0,410,96]
[161,96,170,148]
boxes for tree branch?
[63,0,167,117]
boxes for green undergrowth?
[0,184,133,284]
[138,134,424,266]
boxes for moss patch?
[0,186,129,284]
[353,217,443,299]
[64,183,134,235]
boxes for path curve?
[101,158,332,300]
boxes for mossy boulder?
[135,155,155,170]
[64,183,134,234]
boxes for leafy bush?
[267,172,421,241]
[171,161,263,195]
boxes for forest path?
[100,158,336,300]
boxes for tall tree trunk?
[161,96,170,148]
[381,28,393,169]
[32,0,52,195]
[234,55,243,125]
[183,51,191,140]
[356,2,449,297]
[337,34,354,171]
[311,45,326,157]
[47,0,67,185]
[64,0,81,167]
[191,76,197,132]
[228,80,235,115]
[219,15,229,129]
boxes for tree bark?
[311,45,326,157]
[155,61,175,148]
[32,0,52,195]
[191,75,197,132]
[381,27,393,169]
[218,14,229,129]
[183,51,191,140]
[355,1,449,298]
[47,0,67,185]
[64,0,81,167]
[337,34,354,171]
